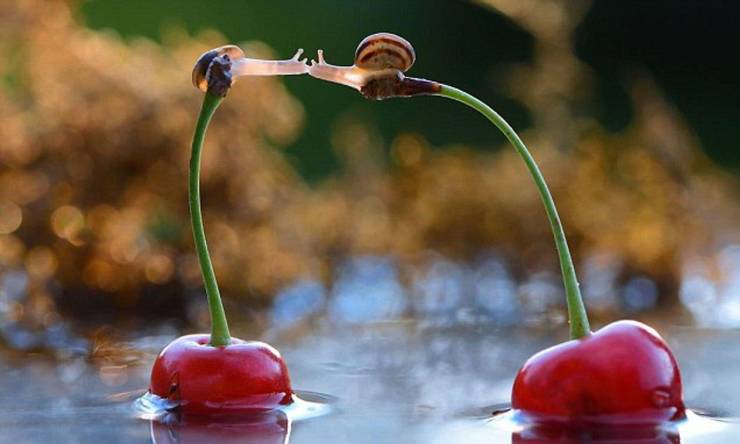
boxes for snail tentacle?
[308,50,365,91]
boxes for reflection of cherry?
[150,408,290,444]
[150,334,292,415]
[512,320,685,422]
[512,419,680,444]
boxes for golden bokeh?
[0,0,737,334]
[0,200,23,234]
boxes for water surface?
[2,320,740,443]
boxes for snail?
[193,45,308,97]
[309,32,440,100]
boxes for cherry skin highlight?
[512,320,685,423]
[149,334,293,415]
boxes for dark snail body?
[192,45,245,96]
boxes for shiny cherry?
[512,320,685,423]
[149,334,293,415]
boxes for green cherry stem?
[436,84,590,339]
[190,92,231,346]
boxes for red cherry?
[512,320,685,423]
[149,334,293,414]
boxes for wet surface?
[2,248,740,443]
[2,319,740,443]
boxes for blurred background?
[0,0,738,355]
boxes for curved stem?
[190,92,231,346]
[436,84,590,339]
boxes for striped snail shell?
[192,45,245,92]
[354,33,416,72]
